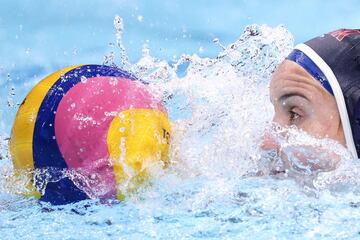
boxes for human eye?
[289,108,301,124]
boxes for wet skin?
[262,60,346,171]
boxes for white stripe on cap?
[295,43,358,158]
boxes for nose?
[260,130,279,151]
[261,108,290,150]
[260,114,284,152]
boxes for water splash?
[103,16,130,69]
[141,25,293,180]
[0,135,10,161]
[260,123,360,195]
[6,73,16,108]
[113,16,130,69]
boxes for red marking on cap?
[329,29,360,41]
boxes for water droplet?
[109,77,118,86]
[114,15,123,32]
[81,76,87,83]
[142,44,150,56]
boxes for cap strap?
[287,49,334,95]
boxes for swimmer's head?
[264,29,360,159]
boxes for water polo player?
[262,29,360,167]
[9,64,171,205]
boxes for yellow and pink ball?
[10,64,171,205]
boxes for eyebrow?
[279,93,310,103]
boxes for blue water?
[2,1,360,239]
[3,177,360,239]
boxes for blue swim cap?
[286,29,360,158]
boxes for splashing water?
[260,124,360,193]
[3,17,360,239]
[129,24,294,180]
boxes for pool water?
[2,1,360,239]
[3,177,360,239]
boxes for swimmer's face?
[262,60,346,171]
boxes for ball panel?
[10,65,80,171]
[107,109,171,198]
[38,178,89,205]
